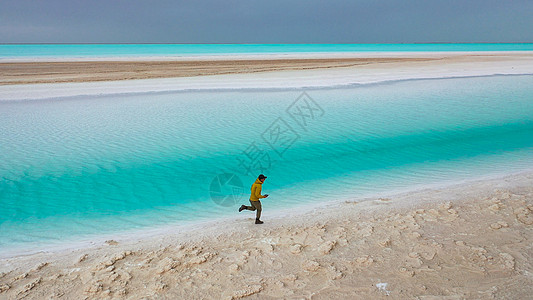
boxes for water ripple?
[1,75,533,251]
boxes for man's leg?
[247,200,256,211]
[239,200,256,212]
[250,200,262,220]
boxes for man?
[239,174,269,224]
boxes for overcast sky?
[1,0,532,44]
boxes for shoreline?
[1,51,533,101]
[1,168,531,261]
[2,167,532,261]
[0,167,527,261]
[1,170,532,298]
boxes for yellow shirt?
[250,179,266,201]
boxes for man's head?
[258,174,267,183]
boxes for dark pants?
[244,200,262,219]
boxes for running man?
[239,174,269,224]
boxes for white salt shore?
[0,170,532,299]
[1,51,533,101]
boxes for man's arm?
[255,185,267,199]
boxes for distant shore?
[1,51,533,101]
[0,51,532,86]
[0,57,434,85]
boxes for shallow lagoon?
[1,75,532,253]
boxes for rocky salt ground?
[0,172,532,299]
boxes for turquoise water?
[1,75,533,254]
[1,43,533,59]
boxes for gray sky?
[1,0,532,43]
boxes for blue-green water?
[1,43,533,59]
[1,75,533,255]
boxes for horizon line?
[2,42,533,46]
